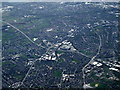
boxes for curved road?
[82,32,102,88]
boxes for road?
[1,20,45,48]
[1,20,46,87]
[82,32,102,88]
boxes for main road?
[82,32,102,88]
[1,20,45,48]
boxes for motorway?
[82,32,102,88]
[1,20,45,48]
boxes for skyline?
[0,0,120,2]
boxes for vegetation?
[54,71,62,77]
